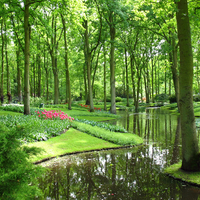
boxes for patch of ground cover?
[71,121,143,146]
[164,162,200,187]
[76,115,116,121]
[75,118,127,132]
[0,110,22,116]
[0,125,45,199]
[0,114,71,142]
[26,128,120,163]
[43,105,120,121]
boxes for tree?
[24,0,31,115]
[176,0,200,171]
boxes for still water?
[37,108,200,200]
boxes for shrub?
[30,97,46,107]
[193,94,200,102]
[0,105,39,115]
[0,114,72,142]
[116,97,122,102]
[169,95,177,103]
[0,125,45,199]
[154,94,169,102]
[75,118,127,133]
[71,121,143,146]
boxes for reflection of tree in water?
[170,117,181,165]
[37,146,200,199]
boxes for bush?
[71,121,143,146]
[193,94,200,102]
[0,125,45,199]
[116,97,122,102]
[106,96,111,102]
[75,118,127,133]
[0,114,72,142]
[30,97,46,107]
[0,105,39,115]
[154,94,169,102]
[169,95,177,103]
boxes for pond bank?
[165,162,200,187]
[27,124,143,163]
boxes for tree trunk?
[33,55,36,97]
[50,16,59,104]
[1,19,4,99]
[176,0,199,171]
[130,55,136,111]
[5,23,10,98]
[24,0,30,115]
[16,49,22,103]
[103,45,107,111]
[125,48,129,107]
[109,15,116,114]
[169,37,180,110]
[84,20,94,112]
[37,40,41,97]
[61,14,72,110]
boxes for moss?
[164,162,200,186]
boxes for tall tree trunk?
[84,20,94,112]
[61,14,71,110]
[103,45,107,111]
[169,37,180,110]
[1,19,4,99]
[151,58,154,103]
[5,28,10,97]
[50,16,59,104]
[83,63,88,104]
[176,0,199,171]
[125,48,129,107]
[109,15,116,114]
[16,49,22,103]
[33,55,36,97]
[44,50,49,101]
[37,38,41,97]
[146,63,150,103]
[92,47,101,92]
[24,0,30,115]
[130,55,136,111]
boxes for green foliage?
[30,97,46,107]
[193,94,200,102]
[154,94,169,102]
[71,121,143,146]
[169,94,177,103]
[116,96,122,102]
[0,105,39,115]
[0,125,45,199]
[75,118,127,133]
[0,115,71,142]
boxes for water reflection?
[36,108,200,200]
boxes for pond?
[37,108,200,200]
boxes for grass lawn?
[26,128,120,163]
[164,162,200,186]
[0,110,22,116]
[75,115,116,121]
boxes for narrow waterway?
[37,108,200,200]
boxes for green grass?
[0,110,22,116]
[164,162,200,186]
[76,116,116,121]
[26,128,120,162]
[71,121,143,146]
